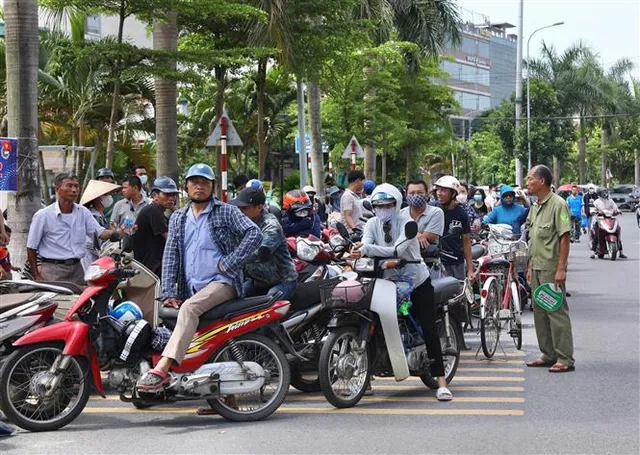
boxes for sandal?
[136,369,171,391]
[526,358,554,368]
[549,363,575,373]
[436,387,453,402]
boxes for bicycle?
[478,225,528,358]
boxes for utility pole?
[514,0,524,186]
[296,79,309,187]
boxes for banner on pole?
[0,138,18,192]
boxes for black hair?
[54,172,78,186]
[122,175,142,191]
[532,165,553,187]
[406,179,429,193]
[132,164,146,174]
[489,184,495,190]
[347,170,365,183]
[233,174,248,188]
[4,225,11,234]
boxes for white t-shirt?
[340,189,364,231]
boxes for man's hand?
[526,266,532,285]
[163,298,182,308]
[467,268,476,282]
[418,232,429,249]
[350,242,363,259]
[554,269,566,290]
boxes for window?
[85,14,101,37]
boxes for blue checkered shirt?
[160,199,263,301]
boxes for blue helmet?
[370,191,397,207]
[246,179,264,191]
[109,301,143,323]
[151,176,180,194]
[186,163,215,181]
[96,168,115,179]
[363,179,376,195]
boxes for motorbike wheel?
[607,241,618,261]
[480,280,501,359]
[318,327,370,409]
[0,343,91,432]
[206,333,290,422]
[421,316,462,389]
[289,324,326,393]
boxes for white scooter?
[316,222,470,408]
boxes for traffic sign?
[206,110,243,147]
[342,136,364,159]
[296,134,330,154]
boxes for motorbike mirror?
[257,246,272,262]
[336,222,350,239]
[404,221,418,240]
[363,200,373,212]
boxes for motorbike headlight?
[353,258,375,272]
[85,265,108,282]
[297,240,322,262]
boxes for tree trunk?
[405,145,411,182]
[634,148,640,186]
[104,1,127,169]
[552,155,561,187]
[214,65,226,198]
[600,124,610,187]
[153,10,178,182]
[307,80,325,198]
[578,117,587,184]
[38,149,51,206]
[4,0,41,269]
[256,58,268,180]
[381,147,387,182]
[296,78,308,187]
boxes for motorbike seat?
[472,245,486,260]
[159,295,274,330]
[288,280,326,312]
[431,277,462,305]
[0,293,38,314]
[484,257,510,268]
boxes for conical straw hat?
[80,180,121,206]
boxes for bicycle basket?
[507,241,529,270]
[319,278,375,310]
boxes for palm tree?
[153,10,179,181]
[354,0,461,179]
[4,0,41,269]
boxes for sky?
[456,0,640,78]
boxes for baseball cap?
[229,187,266,207]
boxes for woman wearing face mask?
[80,179,121,271]
[471,188,491,218]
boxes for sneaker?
[620,252,627,259]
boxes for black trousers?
[411,278,445,378]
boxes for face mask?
[473,195,483,202]
[295,210,309,218]
[375,207,395,223]
[139,175,148,185]
[406,194,428,208]
[456,194,468,204]
[100,195,114,208]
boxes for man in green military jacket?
[525,165,575,373]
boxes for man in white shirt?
[27,173,119,284]
[340,170,366,233]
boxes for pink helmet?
[332,280,365,304]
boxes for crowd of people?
[9,161,626,399]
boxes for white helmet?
[434,175,461,194]
[302,185,316,194]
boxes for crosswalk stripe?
[460,352,526,358]
[372,376,524,382]
[80,407,524,416]
[457,367,524,373]
[460,360,524,365]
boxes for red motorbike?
[0,255,292,432]
[590,208,622,260]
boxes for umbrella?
[557,184,576,193]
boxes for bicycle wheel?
[480,280,501,358]
[508,292,523,350]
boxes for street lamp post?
[527,22,565,170]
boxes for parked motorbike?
[0,252,292,432]
[590,208,622,260]
[316,222,470,408]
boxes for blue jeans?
[243,280,297,300]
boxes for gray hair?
[532,165,552,187]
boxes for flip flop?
[526,358,554,368]
[136,369,171,391]
[436,387,453,402]
[549,363,575,373]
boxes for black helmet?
[97,168,115,179]
[597,187,609,199]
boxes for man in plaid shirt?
[137,163,262,391]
